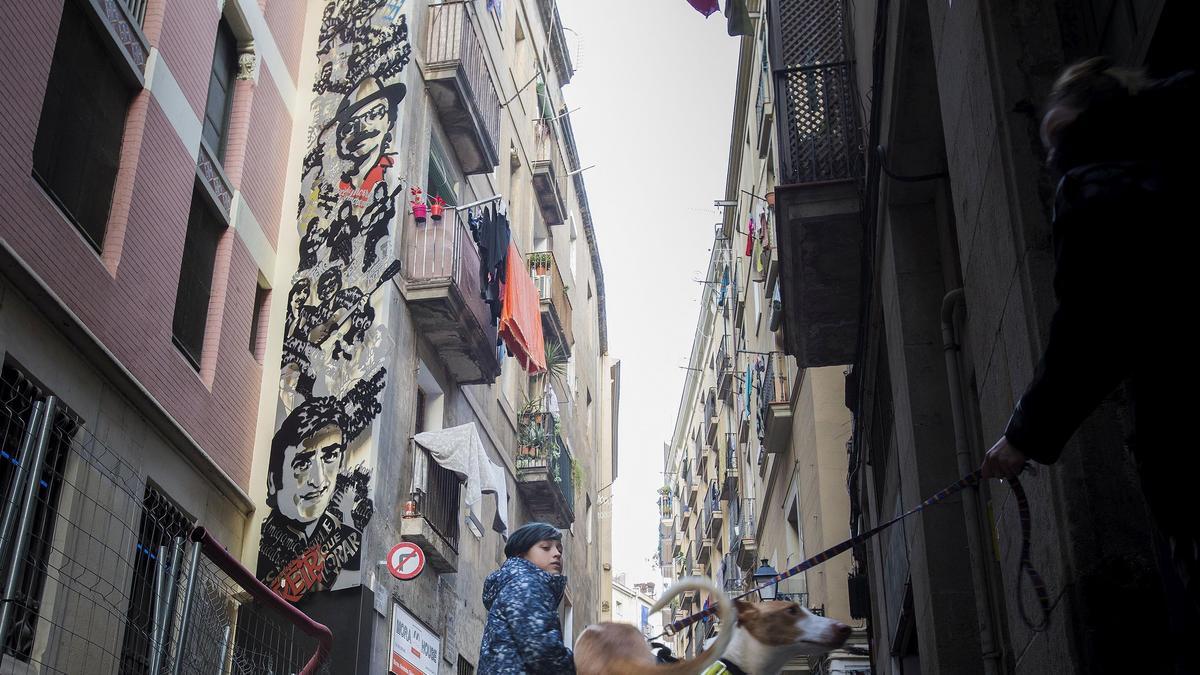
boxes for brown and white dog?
[574,577,735,675]
[711,599,852,674]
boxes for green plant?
[570,458,584,487]
[528,251,552,271]
[517,418,548,451]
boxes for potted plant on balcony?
[517,417,548,461]
[410,187,427,223]
[529,251,551,276]
[429,195,446,221]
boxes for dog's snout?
[832,621,852,638]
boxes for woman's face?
[523,539,563,574]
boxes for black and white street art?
[259,0,410,602]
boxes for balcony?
[704,387,719,446]
[762,352,792,455]
[403,212,501,384]
[531,121,567,225]
[704,481,724,537]
[730,497,759,569]
[767,0,864,365]
[716,336,734,404]
[721,433,739,500]
[401,441,460,573]
[515,411,575,527]
[424,2,501,174]
[529,251,574,351]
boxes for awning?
[414,423,510,536]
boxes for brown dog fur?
[574,577,734,675]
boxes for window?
[172,188,226,369]
[249,282,270,362]
[32,0,134,250]
[428,137,459,206]
[202,18,238,160]
[415,365,460,551]
[122,0,150,27]
[119,486,193,675]
[0,364,81,661]
[456,656,476,675]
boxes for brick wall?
[0,0,304,488]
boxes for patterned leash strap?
[659,470,1053,637]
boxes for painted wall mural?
[258,0,412,602]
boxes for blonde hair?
[1042,57,1152,156]
[1048,57,1150,113]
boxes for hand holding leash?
[981,435,1028,480]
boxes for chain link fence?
[0,365,330,674]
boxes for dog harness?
[702,659,748,675]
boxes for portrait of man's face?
[275,424,345,524]
[336,88,391,167]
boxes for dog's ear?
[734,599,758,625]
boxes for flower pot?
[412,203,427,222]
[765,191,775,208]
[430,199,445,220]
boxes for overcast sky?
[556,1,740,589]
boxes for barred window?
[0,363,81,662]
[118,486,193,674]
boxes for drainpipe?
[941,289,1002,675]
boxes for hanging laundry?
[718,266,730,307]
[745,218,755,256]
[725,0,752,36]
[754,231,765,275]
[743,361,754,419]
[536,81,554,121]
[686,0,720,17]
[499,244,547,374]
[473,204,511,324]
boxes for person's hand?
[981,436,1027,480]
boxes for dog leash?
[656,470,1053,638]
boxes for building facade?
[659,5,869,673]
[0,0,613,673]
[0,0,299,670]
[766,0,1198,674]
[611,573,662,639]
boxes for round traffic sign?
[387,542,426,580]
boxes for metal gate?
[0,372,330,674]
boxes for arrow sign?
[387,542,426,581]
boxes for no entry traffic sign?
[387,542,426,580]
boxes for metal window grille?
[456,655,476,675]
[767,0,864,185]
[120,0,149,26]
[420,452,462,552]
[0,364,331,674]
[119,486,194,674]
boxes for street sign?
[387,542,426,580]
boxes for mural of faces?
[260,0,411,603]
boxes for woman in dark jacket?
[981,58,1199,609]
[479,522,575,674]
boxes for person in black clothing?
[981,58,1199,610]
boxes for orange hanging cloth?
[498,243,546,374]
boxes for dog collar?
[702,658,750,675]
